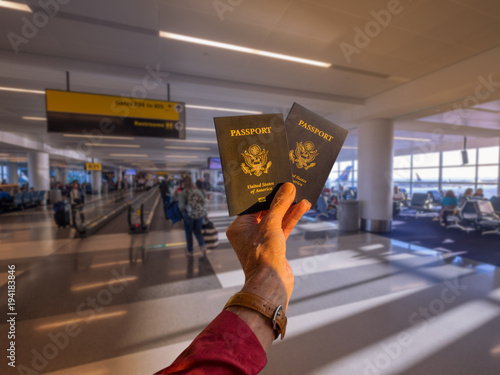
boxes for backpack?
[186,189,205,219]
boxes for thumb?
[265,182,296,224]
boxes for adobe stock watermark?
[64,64,170,163]
[213,0,244,21]
[363,279,467,375]
[8,0,70,54]
[15,267,131,375]
[340,0,408,63]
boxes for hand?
[226,182,311,310]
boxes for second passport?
[214,113,293,216]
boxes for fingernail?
[282,182,295,194]
[304,199,312,209]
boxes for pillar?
[497,137,500,196]
[8,162,18,185]
[358,119,394,233]
[28,152,50,191]
[209,170,218,189]
[92,170,102,194]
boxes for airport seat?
[408,193,435,216]
[490,196,500,215]
[427,190,443,206]
[22,192,33,208]
[37,190,46,204]
[476,200,500,236]
[13,193,23,209]
[447,201,479,232]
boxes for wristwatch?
[224,291,287,340]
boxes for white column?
[8,162,18,185]
[209,170,218,188]
[92,170,102,194]
[358,119,394,233]
[28,152,50,191]
[497,137,500,196]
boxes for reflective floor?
[1,193,499,374]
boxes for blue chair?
[13,193,23,209]
[490,196,500,215]
[22,192,32,207]
[427,190,442,205]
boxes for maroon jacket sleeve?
[154,310,267,375]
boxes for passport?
[285,103,348,206]
[214,113,293,216]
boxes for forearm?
[227,268,290,352]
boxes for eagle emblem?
[290,141,318,170]
[241,144,272,176]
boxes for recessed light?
[165,155,199,159]
[166,139,217,144]
[165,146,210,150]
[186,105,262,114]
[159,31,332,68]
[64,134,135,140]
[187,127,216,132]
[22,116,46,121]
[84,143,141,148]
[109,154,148,157]
[394,136,431,142]
[0,1,31,12]
[0,86,44,94]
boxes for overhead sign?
[86,163,102,171]
[46,90,186,139]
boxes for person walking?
[179,176,208,257]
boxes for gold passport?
[213,113,293,216]
[285,103,348,205]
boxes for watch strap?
[224,291,287,340]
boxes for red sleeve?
[154,310,267,375]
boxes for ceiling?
[0,0,500,170]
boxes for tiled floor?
[0,193,499,374]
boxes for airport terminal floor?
[1,191,499,375]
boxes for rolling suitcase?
[53,201,70,228]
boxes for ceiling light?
[187,127,216,132]
[159,31,332,68]
[166,139,217,144]
[0,86,44,94]
[165,146,210,150]
[84,143,140,148]
[36,311,127,331]
[22,116,45,121]
[343,146,358,149]
[165,155,199,159]
[186,104,262,114]
[395,136,431,142]
[109,154,148,157]
[0,1,31,12]
[64,134,135,140]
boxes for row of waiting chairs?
[8,191,46,210]
[447,199,500,235]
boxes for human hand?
[226,182,311,310]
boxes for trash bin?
[337,200,359,232]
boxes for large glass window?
[393,169,411,182]
[413,152,439,168]
[442,166,476,183]
[477,166,498,183]
[478,147,499,165]
[414,168,439,182]
[443,149,477,166]
[394,155,411,169]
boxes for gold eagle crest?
[290,141,318,170]
[241,144,272,177]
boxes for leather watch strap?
[224,291,287,340]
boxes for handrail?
[73,189,140,236]
[128,188,160,233]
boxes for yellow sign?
[86,163,102,171]
[156,172,168,176]
[46,90,183,121]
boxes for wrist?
[241,267,290,311]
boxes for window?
[443,149,476,166]
[413,152,439,168]
[478,147,499,165]
[394,155,411,169]
[477,166,498,183]
[414,168,439,182]
[442,166,476,183]
[393,169,411,182]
